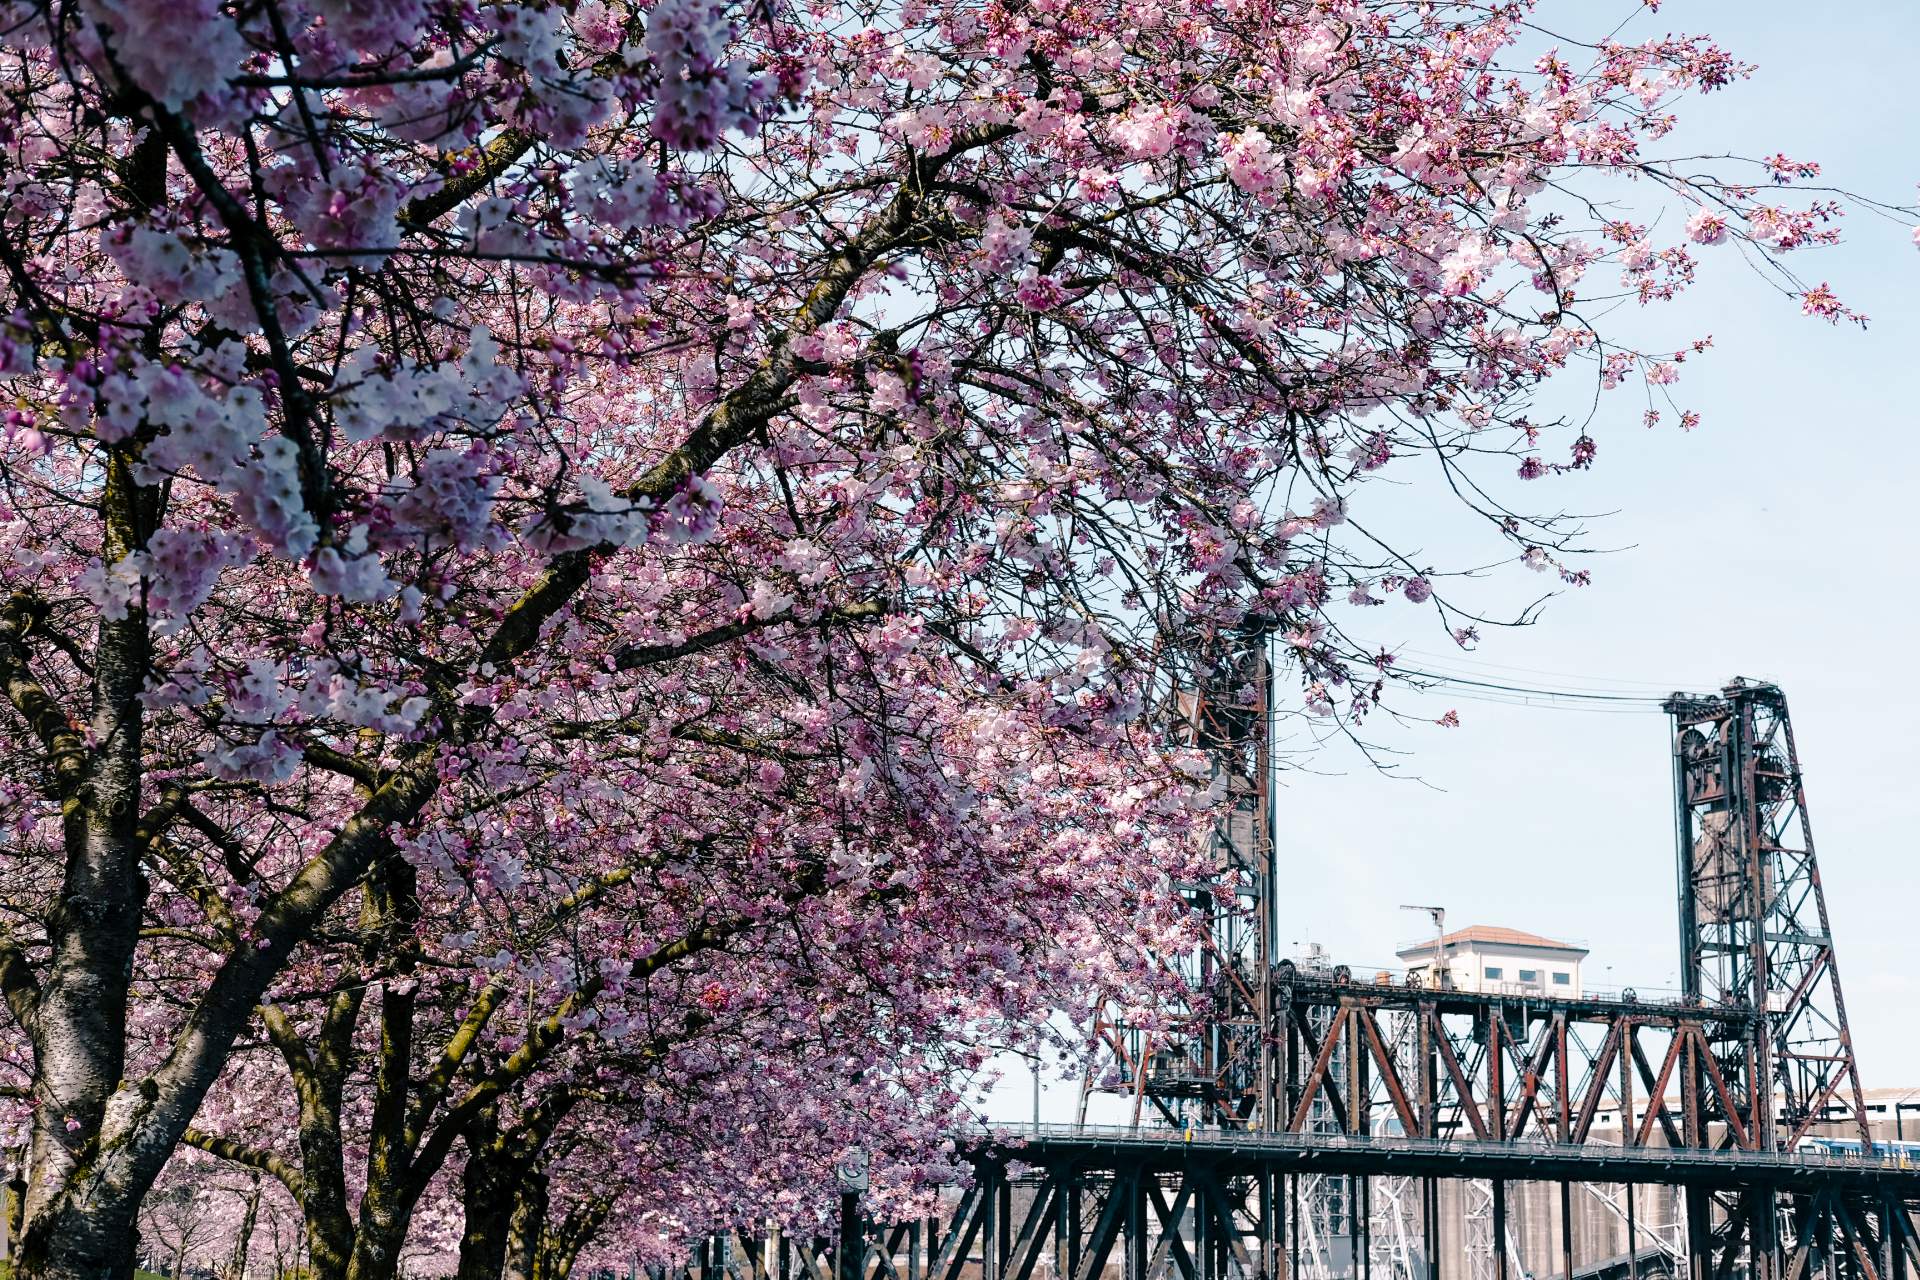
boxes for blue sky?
[985,0,1920,1121]
[1277,0,1920,1089]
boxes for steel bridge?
[678,1129,1920,1280]
[652,660,1920,1280]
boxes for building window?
[1484,967,1503,980]
[1518,969,1538,983]
[1552,972,1571,985]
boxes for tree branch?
[0,939,40,1036]
[475,127,1013,675]
[0,594,90,801]
[181,1127,306,1201]
[405,868,636,1145]
[612,600,887,671]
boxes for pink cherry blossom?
[1686,209,1731,244]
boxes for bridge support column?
[1261,1168,1277,1280]
[1423,1178,1439,1280]
[982,1169,1000,1280]
[1626,1183,1637,1280]
[1199,1172,1213,1280]
[1686,1187,1712,1280]
[1126,1171,1148,1280]
[1889,1192,1908,1280]
[1056,1174,1079,1280]
[839,1192,863,1280]
[1561,1182,1574,1280]
[1361,1177,1372,1280]
[1493,1179,1509,1280]
[1750,1189,1778,1280]
[999,1176,1013,1280]
[1291,1175,1303,1280]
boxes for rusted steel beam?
[1357,1005,1420,1138]
[1693,1024,1754,1150]
[1632,1030,1686,1149]
[1275,973,1753,1027]
[1838,1194,1885,1280]
[1504,1020,1559,1143]
[1350,1001,1369,1137]
[1571,1020,1622,1144]
[1287,1005,1349,1134]
[1429,1009,1490,1140]
[1417,1001,1436,1139]
[1682,1026,1703,1151]
[1620,1021,1636,1146]
[1488,1011,1506,1142]
[1788,1067,1857,1151]
[1555,1015,1571,1143]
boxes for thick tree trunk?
[538,1230,589,1280]
[13,134,163,1280]
[455,1115,516,1280]
[535,1194,613,1280]
[17,594,152,1279]
[284,1029,360,1280]
[299,1114,360,1280]
[502,1174,548,1280]
[342,862,423,1280]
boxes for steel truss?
[653,1149,1920,1280]
[1081,625,1275,1130]
[1666,682,1876,1280]
[1271,977,1762,1152]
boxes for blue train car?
[1799,1136,1920,1165]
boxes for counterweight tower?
[1082,624,1276,1130]
[1666,680,1874,1280]
[1665,679,1870,1150]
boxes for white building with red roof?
[1394,924,1590,997]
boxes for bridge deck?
[972,1125,1920,1195]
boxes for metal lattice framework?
[651,1136,1920,1280]
[1271,975,1762,1152]
[1665,681,1871,1150]
[1081,626,1275,1130]
[1664,681,1877,1280]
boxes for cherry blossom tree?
[0,0,1902,1277]
[166,701,1199,1280]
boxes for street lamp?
[836,1149,869,1280]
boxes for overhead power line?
[1384,664,1675,714]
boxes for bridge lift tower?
[1666,680,1874,1280]
[1079,622,1278,1132]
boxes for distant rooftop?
[1396,925,1590,958]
